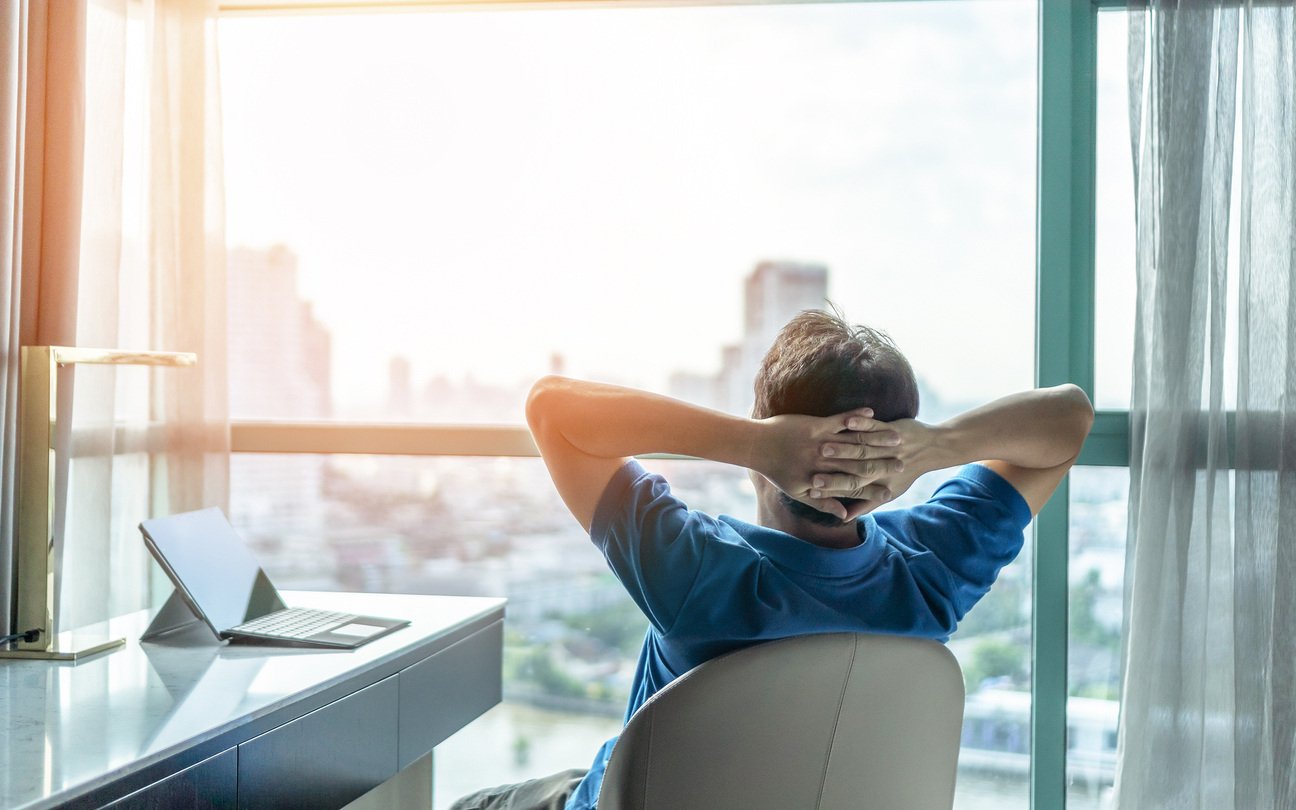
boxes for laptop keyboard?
[232,607,358,639]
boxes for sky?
[218,1,1134,416]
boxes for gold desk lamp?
[1,346,196,661]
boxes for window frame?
[224,2,1128,808]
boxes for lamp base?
[0,631,125,662]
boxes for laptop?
[139,507,409,648]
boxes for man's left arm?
[524,375,902,531]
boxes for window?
[220,2,1036,425]
[1093,7,1241,414]
[217,2,1086,809]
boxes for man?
[451,310,1093,810]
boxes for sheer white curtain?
[1234,4,1296,804]
[0,0,228,634]
[1117,2,1295,807]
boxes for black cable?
[2,628,42,645]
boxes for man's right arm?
[816,384,1094,516]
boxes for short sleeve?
[589,460,710,633]
[873,464,1032,621]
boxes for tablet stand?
[141,590,213,642]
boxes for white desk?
[0,591,505,809]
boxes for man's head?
[752,309,919,526]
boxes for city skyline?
[219,1,1042,414]
[228,246,970,424]
[219,3,1141,420]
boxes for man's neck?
[756,497,863,550]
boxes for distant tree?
[1073,681,1119,701]
[516,647,587,699]
[957,577,1028,637]
[513,735,531,766]
[964,637,1028,693]
[1070,568,1119,647]
[563,601,648,656]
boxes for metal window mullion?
[1035,2,1097,809]
[1077,410,1129,466]
[230,421,539,457]
[228,421,701,460]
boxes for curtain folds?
[150,0,230,519]
[1234,4,1296,805]
[1,1,23,637]
[1117,2,1295,807]
[0,0,90,636]
[0,0,228,635]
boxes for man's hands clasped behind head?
[812,415,941,519]
[752,408,919,522]
[760,383,1096,523]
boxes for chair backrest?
[598,632,965,810]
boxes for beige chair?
[598,632,965,810]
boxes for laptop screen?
[140,507,288,634]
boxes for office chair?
[598,632,965,810]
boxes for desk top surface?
[0,591,506,809]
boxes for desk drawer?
[398,619,503,768]
[104,748,237,809]
[238,676,398,810]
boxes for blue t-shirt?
[564,460,1032,810]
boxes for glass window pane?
[950,531,1032,809]
[1066,466,1127,809]
[1094,11,1136,411]
[220,0,1037,425]
[1095,9,1241,411]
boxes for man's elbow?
[525,375,568,434]
[1055,383,1095,455]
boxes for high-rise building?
[227,245,332,420]
[743,260,830,357]
[736,261,829,412]
[227,245,333,566]
[388,355,413,418]
[673,260,829,414]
